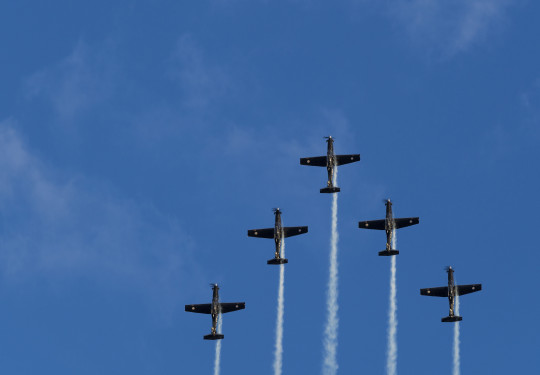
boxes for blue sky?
[0,1,539,374]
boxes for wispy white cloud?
[521,78,540,133]
[0,119,198,313]
[168,34,231,109]
[389,0,513,57]
[21,33,236,151]
[24,39,119,121]
[477,80,539,164]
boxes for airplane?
[247,208,308,265]
[420,267,482,322]
[185,284,245,340]
[358,199,419,256]
[300,136,360,193]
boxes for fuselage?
[385,199,394,230]
[326,137,336,187]
[274,209,283,258]
[211,284,220,313]
[211,284,220,334]
[447,268,456,316]
[326,137,336,167]
[385,199,394,250]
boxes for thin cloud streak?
[0,120,196,310]
[389,0,512,57]
[24,39,119,121]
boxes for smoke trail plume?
[214,314,223,375]
[323,168,339,375]
[453,293,461,375]
[273,238,286,375]
[386,229,398,375]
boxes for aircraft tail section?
[267,258,288,265]
[320,187,340,193]
[442,316,462,323]
[204,333,225,340]
[379,249,399,256]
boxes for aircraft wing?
[247,228,275,238]
[457,284,482,296]
[283,226,308,238]
[336,154,360,166]
[420,287,448,297]
[394,217,420,229]
[185,304,212,314]
[220,302,246,314]
[300,156,327,167]
[358,219,386,230]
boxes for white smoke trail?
[214,314,223,375]
[273,238,286,375]
[391,227,397,254]
[323,167,339,375]
[453,292,461,375]
[386,229,398,375]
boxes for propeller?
[272,207,281,213]
[445,266,454,272]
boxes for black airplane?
[300,136,360,193]
[420,267,482,322]
[185,284,245,340]
[358,199,419,256]
[247,208,308,265]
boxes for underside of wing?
[300,156,327,166]
[247,228,275,238]
[335,154,360,166]
[283,226,308,237]
[420,286,449,297]
[358,219,386,230]
[457,284,482,296]
[185,303,212,314]
[394,217,420,229]
[220,302,246,313]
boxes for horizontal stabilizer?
[379,249,399,256]
[204,333,224,340]
[442,316,462,323]
[320,187,340,193]
[267,258,288,265]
